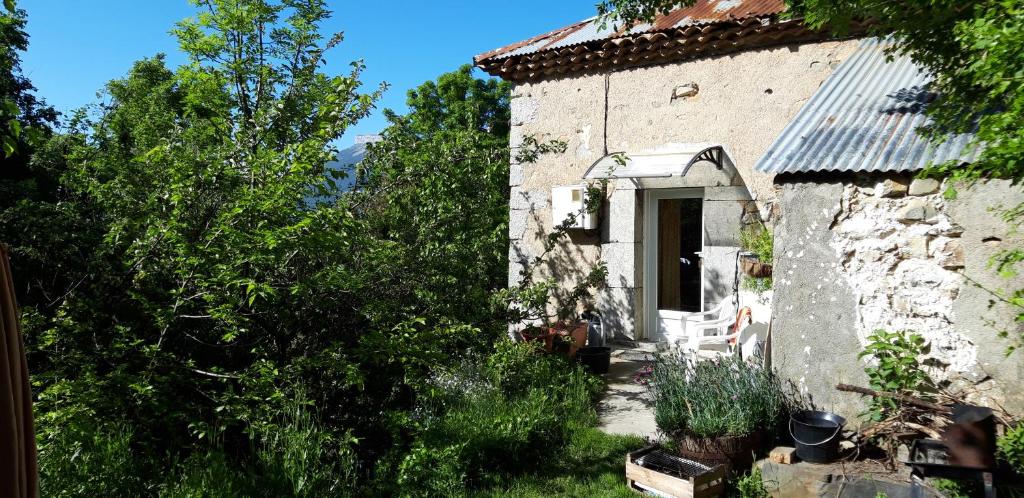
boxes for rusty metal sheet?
[474,0,785,64]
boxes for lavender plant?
[650,352,788,438]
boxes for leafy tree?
[353,65,511,330]
[10,1,569,492]
[0,5,57,162]
[11,1,385,488]
[7,0,600,493]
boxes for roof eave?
[476,17,863,83]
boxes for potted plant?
[649,352,788,470]
[495,181,609,358]
[521,325,557,352]
[549,320,588,358]
[739,222,773,279]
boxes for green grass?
[473,428,644,497]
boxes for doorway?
[658,198,703,313]
[644,188,704,341]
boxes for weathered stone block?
[597,287,641,340]
[612,178,638,191]
[703,200,745,246]
[509,164,524,187]
[903,236,929,259]
[509,188,547,212]
[837,216,876,240]
[607,189,641,243]
[934,223,965,237]
[701,246,740,308]
[877,177,909,198]
[862,249,884,262]
[937,240,965,269]
[769,447,798,465]
[508,259,527,287]
[508,243,531,287]
[908,178,941,196]
[510,96,539,126]
[671,82,699,100]
[601,242,641,288]
[705,186,753,201]
[509,208,529,240]
[897,200,937,222]
[892,295,911,312]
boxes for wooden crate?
[626,445,726,498]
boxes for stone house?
[475,0,1023,418]
[756,39,1024,416]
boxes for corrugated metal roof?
[475,0,786,63]
[754,38,980,175]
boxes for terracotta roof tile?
[473,0,851,82]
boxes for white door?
[643,188,704,341]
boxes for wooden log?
[836,383,952,414]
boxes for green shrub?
[739,222,773,262]
[999,423,1024,475]
[397,442,468,497]
[930,478,978,498]
[741,276,773,294]
[481,340,601,425]
[160,451,253,498]
[484,340,563,395]
[650,352,787,438]
[402,341,601,494]
[254,397,358,497]
[161,399,358,498]
[739,222,773,294]
[474,429,643,497]
[858,330,932,421]
[731,467,769,498]
[37,420,148,498]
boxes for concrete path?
[596,343,659,440]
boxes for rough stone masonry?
[772,174,1024,419]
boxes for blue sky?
[20,1,596,146]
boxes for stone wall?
[508,39,861,337]
[772,174,1024,419]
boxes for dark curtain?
[0,244,38,498]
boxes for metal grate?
[636,450,713,480]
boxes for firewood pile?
[836,383,1014,466]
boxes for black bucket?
[576,346,611,374]
[790,410,846,464]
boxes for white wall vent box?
[551,185,598,230]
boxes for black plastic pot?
[790,410,845,464]
[576,346,611,374]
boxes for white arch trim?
[582,143,736,180]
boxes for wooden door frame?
[642,188,705,341]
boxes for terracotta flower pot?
[521,329,556,352]
[674,432,765,471]
[550,320,588,358]
[740,255,772,278]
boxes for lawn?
[475,428,644,497]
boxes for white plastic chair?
[660,298,736,350]
[678,298,736,326]
[685,302,756,359]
